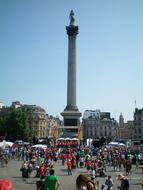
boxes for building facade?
[119,113,124,128]
[46,115,61,138]
[117,120,134,140]
[133,108,143,143]
[22,104,47,138]
[82,110,118,140]
[0,101,47,139]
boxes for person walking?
[39,163,46,180]
[20,161,29,180]
[44,169,60,190]
[105,175,113,190]
[67,159,72,175]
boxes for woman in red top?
[38,163,46,179]
[61,153,66,166]
[67,159,72,175]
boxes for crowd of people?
[0,140,143,190]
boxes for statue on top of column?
[69,10,75,26]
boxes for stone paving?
[0,159,143,190]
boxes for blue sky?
[0,0,143,122]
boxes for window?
[139,128,142,133]
[92,121,95,125]
[64,119,77,126]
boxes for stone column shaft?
[65,25,79,111]
[67,35,76,108]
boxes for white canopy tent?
[72,138,78,141]
[0,141,14,149]
[32,144,47,149]
[109,142,119,145]
[65,137,71,141]
[57,137,65,141]
[118,143,126,146]
[108,141,126,147]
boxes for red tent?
[0,179,13,190]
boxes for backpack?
[122,178,129,190]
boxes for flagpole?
[135,99,137,109]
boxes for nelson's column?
[61,10,81,138]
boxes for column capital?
[66,25,79,36]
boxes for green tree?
[5,108,30,141]
[0,116,6,135]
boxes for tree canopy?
[0,108,30,141]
